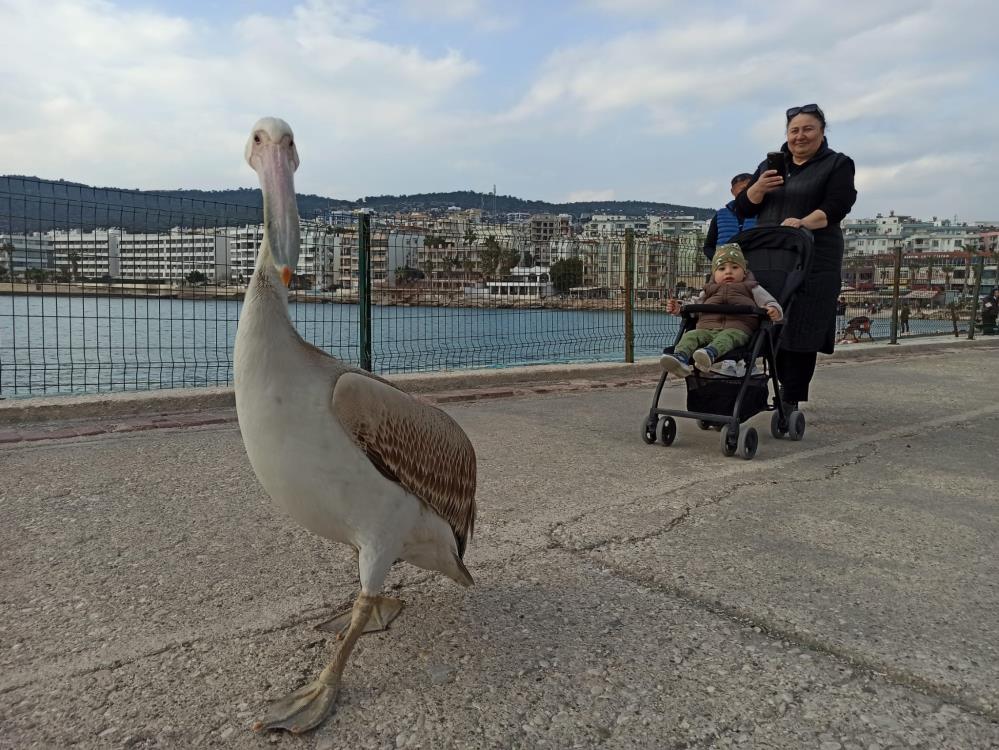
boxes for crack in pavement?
[0,551,529,697]
[0,605,337,696]
[547,397,999,556]
[548,448,877,555]
[539,417,999,724]
[549,547,999,726]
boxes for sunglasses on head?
[786,103,822,120]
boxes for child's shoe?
[692,346,718,373]
[659,352,693,378]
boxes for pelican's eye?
[254,134,261,144]
[289,140,294,148]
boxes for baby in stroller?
[659,243,783,378]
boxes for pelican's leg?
[316,547,403,638]
[252,591,375,734]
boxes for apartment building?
[529,214,571,243]
[582,215,650,237]
[573,233,704,293]
[327,228,421,290]
[228,222,331,284]
[844,212,982,256]
[0,233,55,273]
[117,229,227,281]
[648,215,707,236]
[47,229,121,278]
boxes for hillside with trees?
[0,176,712,234]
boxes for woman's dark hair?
[786,103,826,128]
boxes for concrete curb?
[2,335,996,425]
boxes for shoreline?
[0,282,975,318]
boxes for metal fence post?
[968,254,984,340]
[889,246,902,345]
[624,229,634,363]
[358,212,372,371]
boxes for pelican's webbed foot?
[251,674,340,734]
[252,591,379,734]
[316,596,403,638]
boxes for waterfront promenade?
[2,336,999,748]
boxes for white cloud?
[1,0,997,218]
[565,188,615,202]
[0,0,480,192]
[498,1,999,217]
[400,0,516,31]
[581,0,678,12]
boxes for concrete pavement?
[2,338,999,748]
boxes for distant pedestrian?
[982,289,999,335]
[702,173,757,260]
[835,296,847,333]
[899,303,910,334]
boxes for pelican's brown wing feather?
[330,372,476,556]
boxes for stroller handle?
[681,303,770,317]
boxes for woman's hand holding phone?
[746,161,785,204]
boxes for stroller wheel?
[696,419,713,431]
[737,427,759,460]
[787,410,806,441]
[719,425,737,457]
[770,410,789,439]
[659,416,677,446]
[641,416,658,444]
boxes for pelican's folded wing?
[330,372,477,556]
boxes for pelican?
[234,117,477,734]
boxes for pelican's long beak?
[258,142,300,286]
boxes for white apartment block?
[47,229,121,278]
[227,222,331,284]
[583,215,650,237]
[328,228,422,290]
[573,233,706,293]
[0,233,55,272]
[117,229,227,281]
[14,222,334,284]
[844,212,984,257]
[648,215,707,236]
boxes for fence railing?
[0,176,989,398]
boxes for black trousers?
[776,349,818,403]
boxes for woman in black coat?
[735,104,857,409]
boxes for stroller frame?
[641,226,813,460]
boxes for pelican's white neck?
[255,235,274,273]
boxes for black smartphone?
[766,151,788,178]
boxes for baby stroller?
[640,226,813,460]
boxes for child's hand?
[666,298,681,315]
[767,305,782,321]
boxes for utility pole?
[624,229,635,363]
[889,245,902,345]
[968,254,984,340]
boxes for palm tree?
[942,264,954,294]
[925,256,936,291]
[1,242,13,280]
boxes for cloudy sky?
[1,0,996,220]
